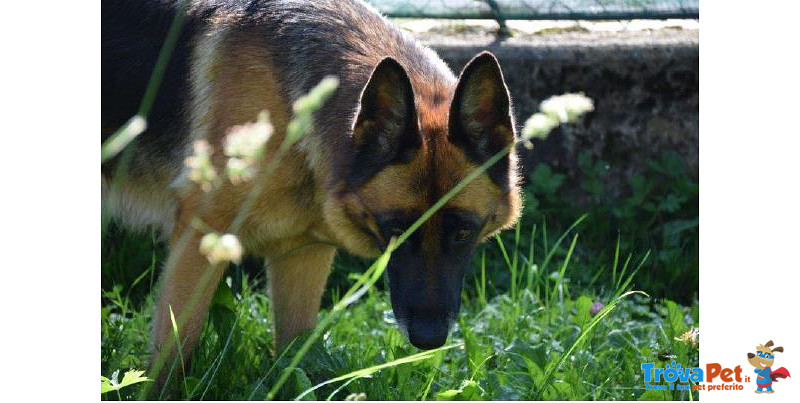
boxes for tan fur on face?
[324,103,522,257]
[437,145,522,240]
[323,151,429,258]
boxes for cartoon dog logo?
[747,340,791,393]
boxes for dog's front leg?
[266,239,336,349]
[149,211,229,385]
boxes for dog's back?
[102,0,456,232]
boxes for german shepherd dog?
[102,0,521,376]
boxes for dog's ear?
[449,52,515,187]
[349,57,419,187]
[449,52,515,161]
[766,340,775,348]
[772,346,784,353]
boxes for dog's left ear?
[449,51,515,163]
[449,52,515,188]
[773,346,784,353]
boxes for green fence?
[367,0,699,20]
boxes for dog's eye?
[375,214,413,244]
[384,224,405,240]
[390,227,404,237]
[454,228,474,243]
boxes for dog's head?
[748,340,783,369]
[325,52,521,349]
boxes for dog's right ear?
[766,340,775,348]
[349,57,420,187]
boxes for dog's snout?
[747,353,755,359]
[407,317,449,350]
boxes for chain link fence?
[367,0,699,20]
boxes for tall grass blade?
[526,223,537,292]
[611,233,620,288]
[295,344,460,400]
[540,214,587,274]
[168,305,189,396]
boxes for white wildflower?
[286,76,339,146]
[199,232,243,265]
[226,157,253,185]
[221,111,272,184]
[224,111,272,160]
[519,93,594,147]
[185,139,217,192]
[675,327,700,348]
[521,113,559,144]
[540,93,594,124]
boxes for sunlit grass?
[101,212,699,400]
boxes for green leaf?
[664,300,687,338]
[436,379,483,400]
[211,279,236,311]
[293,368,316,400]
[529,164,565,200]
[436,389,461,400]
[100,376,114,394]
[522,356,544,383]
[100,369,151,394]
[543,381,573,400]
[659,194,686,213]
[118,370,151,389]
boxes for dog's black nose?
[747,353,755,358]
[407,318,449,350]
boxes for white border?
[1,0,99,400]
[701,1,799,402]
[4,0,800,401]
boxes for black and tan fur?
[102,0,522,377]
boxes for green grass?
[101,213,699,400]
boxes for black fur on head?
[346,57,421,190]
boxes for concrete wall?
[419,29,698,193]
